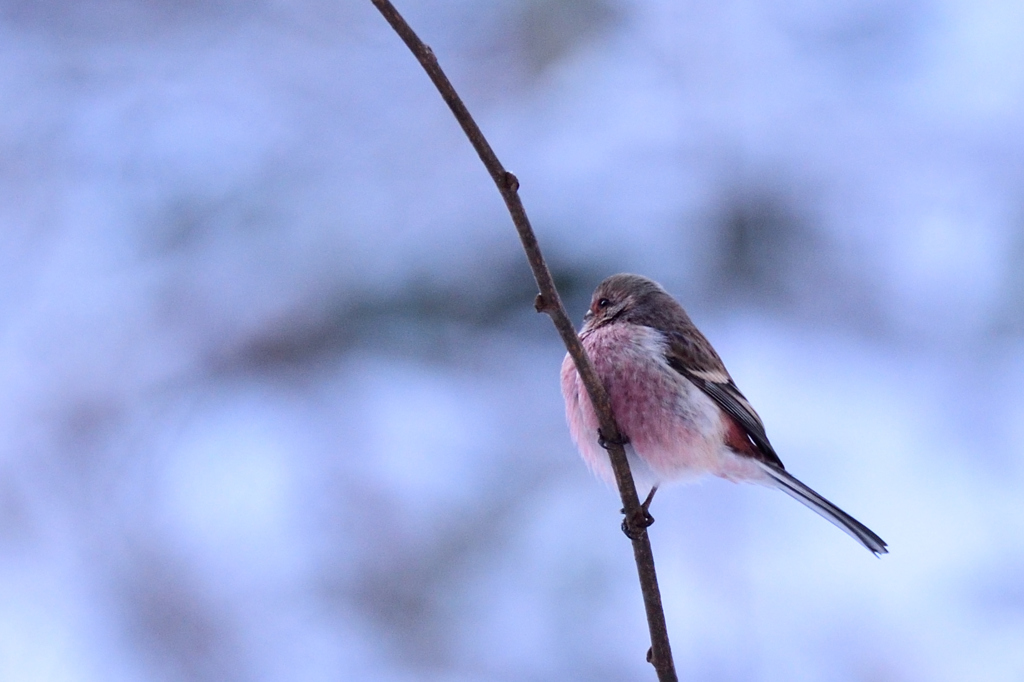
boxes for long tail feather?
[758,463,888,556]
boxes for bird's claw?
[621,507,655,540]
[620,486,658,540]
[597,429,630,450]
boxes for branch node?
[534,292,554,313]
[503,171,520,192]
[647,647,655,664]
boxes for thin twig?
[368,2,677,680]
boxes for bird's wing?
[664,329,786,469]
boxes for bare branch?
[368,2,677,680]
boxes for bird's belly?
[603,348,724,481]
[563,324,731,486]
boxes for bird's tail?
[758,462,888,556]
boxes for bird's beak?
[583,310,594,323]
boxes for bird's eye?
[597,298,611,308]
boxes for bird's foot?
[598,429,630,450]
[621,508,654,540]
[620,486,658,540]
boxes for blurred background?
[1,0,1023,680]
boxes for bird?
[560,273,887,555]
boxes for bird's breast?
[563,323,728,484]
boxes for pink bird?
[561,273,887,555]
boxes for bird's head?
[581,273,673,332]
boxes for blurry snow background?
[1,0,1023,680]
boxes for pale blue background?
[0,1,1022,680]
